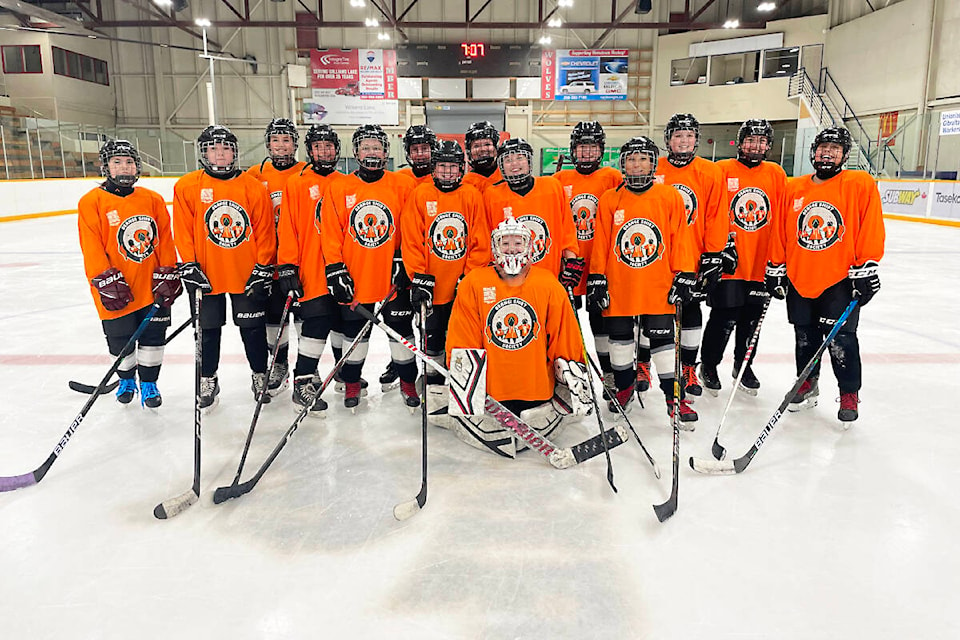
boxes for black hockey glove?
[848,260,880,306]
[178,262,212,295]
[152,265,183,307]
[92,267,134,311]
[586,274,610,313]
[697,252,723,290]
[276,263,303,299]
[391,250,411,289]
[244,263,274,301]
[667,272,697,305]
[721,232,739,275]
[325,262,355,304]
[765,262,787,300]
[558,256,586,291]
[410,272,436,310]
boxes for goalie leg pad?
[451,415,516,458]
[554,357,592,416]
[516,403,565,453]
[426,384,452,430]
[448,348,487,417]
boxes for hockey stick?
[565,289,617,493]
[211,287,397,504]
[0,300,162,493]
[711,296,771,461]
[393,301,430,520]
[153,289,203,519]
[351,302,627,469]
[690,299,859,476]
[653,302,683,522]
[68,312,196,394]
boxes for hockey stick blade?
[153,490,199,519]
[213,477,257,504]
[652,494,677,523]
[68,380,120,395]
[0,472,38,492]
[711,438,727,462]
[393,494,425,521]
[688,456,737,475]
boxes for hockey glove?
[276,263,303,299]
[178,262,212,295]
[410,272,436,310]
[586,274,610,313]
[697,252,724,290]
[152,265,183,307]
[721,231,739,275]
[244,263,274,301]
[667,272,697,305]
[92,267,134,311]
[848,260,880,306]
[554,357,592,417]
[765,262,787,300]
[325,262,355,304]
[391,250,411,289]
[558,256,586,291]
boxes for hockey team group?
[75,114,885,470]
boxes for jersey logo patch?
[107,209,120,227]
[485,297,540,351]
[426,201,438,215]
[483,287,496,304]
[517,214,552,264]
[309,184,321,200]
[564,185,573,199]
[570,193,599,241]
[796,201,845,251]
[204,200,251,249]
[727,177,740,191]
[346,194,356,208]
[614,217,664,268]
[117,215,157,263]
[614,209,625,226]
[200,188,214,204]
[427,211,468,261]
[654,174,665,184]
[730,187,771,232]
[671,183,699,225]
[794,197,805,211]
[348,199,394,249]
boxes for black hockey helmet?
[304,124,341,172]
[197,124,239,177]
[663,113,700,166]
[570,120,606,172]
[432,139,466,190]
[496,137,534,185]
[465,120,500,170]
[403,125,437,172]
[263,118,299,166]
[619,136,659,191]
[810,126,852,176]
[352,124,390,170]
[99,139,141,187]
[737,118,774,165]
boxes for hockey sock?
[201,328,222,378]
[651,345,676,397]
[239,325,268,374]
[293,336,327,378]
[137,344,164,383]
[701,307,737,368]
[828,331,862,394]
[389,337,418,382]
[794,324,824,380]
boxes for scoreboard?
[396,43,542,77]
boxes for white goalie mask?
[491,217,532,276]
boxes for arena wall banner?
[306,49,399,125]
[877,179,960,221]
[540,50,629,101]
[939,110,960,136]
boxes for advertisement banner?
[929,181,960,220]
[939,110,960,136]
[877,180,928,215]
[306,49,399,125]
[540,49,629,101]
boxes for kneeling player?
[443,217,589,457]
[79,139,181,407]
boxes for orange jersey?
[591,183,696,317]
[655,156,728,257]
[320,171,416,303]
[172,170,276,295]
[483,177,578,276]
[78,185,177,320]
[246,160,308,228]
[716,159,788,282]
[446,266,584,403]
[400,182,489,305]
[278,168,344,302]
[771,170,885,299]
[553,166,623,295]
[463,167,503,194]
[396,167,434,186]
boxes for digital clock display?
[396,44,541,77]
[461,43,486,58]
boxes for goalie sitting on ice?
[439,216,592,458]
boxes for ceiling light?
[349,0,366,7]
[378,32,390,40]
[539,35,552,45]
[547,17,562,28]
[558,0,574,6]
[758,2,776,11]
[194,17,211,27]
[365,18,379,27]
[723,19,739,28]
[152,0,173,7]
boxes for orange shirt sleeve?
[249,179,277,265]
[152,191,177,268]
[277,176,301,266]
[445,271,485,359]
[854,174,885,265]
[667,187,697,274]
[320,180,346,265]
[464,186,491,273]
[78,190,112,281]
[701,164,729,254]
[590,189,616,276]
[172,172,198,263]
[400,186,428,278]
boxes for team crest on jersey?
[484,297,540,351]
[117,215,157,263]
[730,187,771,232]
[570,193,599,241]
[614,217,664,268]
[797,201,845,251]
[204,200,251,249]
[517,214,552,263]
[270,190,283,226]
[427,211,468,261]
[348,200,394,248]
[671,183,698,225]
[200,188,214,204]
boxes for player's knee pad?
[451,415,516,458]
[516,403,565,453]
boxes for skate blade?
[201,397,220,414]
[788,398,818,412]
[737,385,759,396]
[678,422,696,432]
[839,419,855,430]
[705,387,720,397]
[381,381,400,392]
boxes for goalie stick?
[710,296,771,461]
[393,301,430,521]
[350,302,628,470]
[690,299,858,476]
[0,300,162,493]
[68,312,196,394]
[211,287,397,505]
[153,289,203,519]
[652,302,682,523]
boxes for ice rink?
[1,213,957,639]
